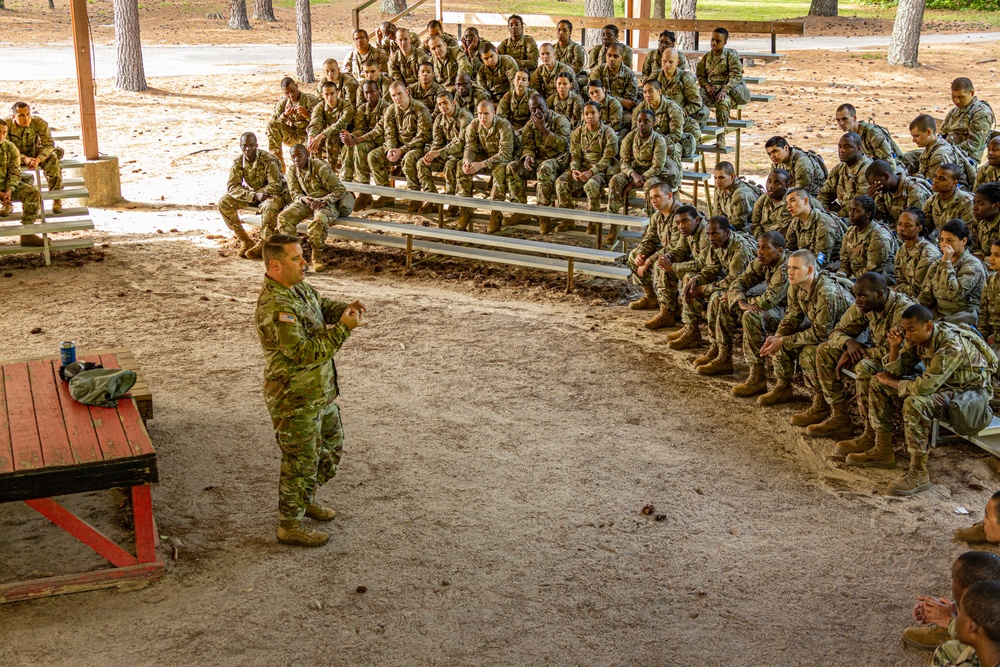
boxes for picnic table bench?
[0,348,161,603]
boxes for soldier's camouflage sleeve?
[791,152,814,192]
[776,285,806,338]
[721,50,743,95]
[268,295,351,368]
[816,170,838,210]
[728,260,763,305]
[637,212,662,258]
[664,101,684,145]
[828,303,869,350]
[619,131,635,174]
[609,98,624,130]
[287,168,306,202]
[595,126,618,173]
[317,162,347,201]
[941,258,981,304]
[484,120,515,167]
[642,134,667,180]
[569,127,583,171]
[695,54,708,89]
[545,114,572,155]
[441,114,471,158]
[750,195,767,239]
[262,157,285,198]
[383,106,400,149]
[272,97,287,122]
[782,285,842,349]
[1,142,21,192]
[753,261,789,310]
[226,158,251,199]
[463,122,480,164]
[402,104,433,153]
[959,105,995,160]
[895,342,966,397]
[680,72,703,117]
[33,120,55,162]
[320,296,349,324]
[324,102,355,139]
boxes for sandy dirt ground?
[1,35,1000,667]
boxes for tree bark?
[583,0,614,48]
[253,0,276,22]
[295,0,314,83]
[113,0,147,91]
[48,0,55,9]
[1,0,8,9]
[808,0,838,16]
[379,0,406,14]
[669,0,697,51]
[652,0,665,19]
[228,0,251,30]
[887,0,925,67]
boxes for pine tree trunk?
[379,0,406,14]
[114,0,147,91]
[253,0,276,22]
[808,0,838,16]
[228,0,251,30]
[652,0,665,19]
[583,0,614,48]
[1,0,8,9]
[48,0,55,9]
[669,0,697,51]
[296,0,314,83]
[887,0,925,67]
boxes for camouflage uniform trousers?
[869,376,954,454]
[266,120,306,165]
[317,134,344,169]
[816,342,883,426]
[369,147,424,189]
[416,156,462,194]
[555,171,609,211]
[277,196,355,245]
[33,151,63,193]
[741,307,784,366]
[272,400,344,522]
[680,279,718,326]
[708,292,746,347]
[626,250,680,310]
[681,117,701,159]
[4,175,41,223]
[342,141,376,183]
[773,343,819,389]
[931,639,979,667]
[700,89,737,135]
[608,174,664,215]
[506,155,568,205]
[217,192,291,239]
[457,154,509,201]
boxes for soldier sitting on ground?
[496,70,536,133]
[416,90,473,217]
[973,183,1000,251]
[267,77,320,173]
[367,81,433,211]
[817,132,872,217]
[530,43,577,100]
[340,80,388,211]
[587,79,624,139]
[497,14,539,74]
[218,132,290,259]
[627,182,683,327]
[939,581,1000,666]
[834,103,900,168]
[307,81,354,168]
[837,195,897,282]
[865,159,932,227]
[924,163,976,236]
[0,118,42,246]
[547,73,585,128]
[954,490,1000,546]
[894,207,942,299]
[975,136,1000,190]
[751,169,796,244]
[941,77,996,166]
[456,100,515,233]
[766,135,827,197]
[713,161,760,233]
[8,102,63,214]
[696,28,750,148]
[918,218,986,326]
[907,114,972,187]
[554,101,619,231]
[316,59,359,103]
[785,187,846,272]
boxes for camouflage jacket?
[979,270,1000,340]
[941,97,995,161]
[790,208,847,270]
[315,73,359,103]
[477,54,519,101]
[874,171,932,225]
[631,95,684,152]
[383,99,433,152]
[431,47,474,87]
[530,62,577,99]
[555,40,588,73]
[272,93,321,134]
[894,238,942,299]
[407,81,444,113]
[619,129,670,179]
[0,140,24,192]
[463,116,515,166]
[591,63,640,106]
[353,75,393,109]
[642,49,690,80]
[772,146,826,196]
[728,253,790,310]
[977,211,1000,252]
[307,99,355,139]
[857,121,900,167]
[777,271,855,349]
[596,95,624,132]
[667,218,711,276]
[694,232,757,290]
[6,116,56,161]
[351,98,389,144]
[918,250,986,325]
[389,47,429,86]
[817,155,872,216]
[226,150,288,201]
[919,137,970,185]
[255,276,351,418]
[455,84,492,115]
[838,221,897,282]
[520,111,571,161]
[547,92,585,128]
[975,163,999,191]
[637,201,682,258]
[829,290,914,357]
[377,30,422,56]
[716,179,760,232]
[429,108,474,158]
[751,193,796,246]
[287,157,347,202]
[886,321,993,396]
[923,189,975,233]
[569,123,618,174]
[344,46,389,80]
[497,87,538,131]
[588,42,633,70]
[696,47,743,95]
[657,68,705,121]
[498,35,540,72]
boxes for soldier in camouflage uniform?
[662,207,714,349]
[459,28,489,79]
[751,169,796,244]
[388,28,428,86]
[316,59,359,104]
[218,132,290,259]
[817,133,872,217]
[728,231,790,398]
[919,219,987,326]
[375,21,422,58]
[812,273,913,445]
[255,234,365,547]
[838,195,897,282]
[979,239,1000,407]
[416,90,474,217]
[976,184,1000,253]
[368,82,433,209]
[457,100,516,233]
[632,79,685,162]
[785,188,846,271]
[548,73,585,128]
[941,78,996,164]
[454,73,492,117]
[7,102,64,213]
[531,43,577,100]
[895,207,942,299]
[407,62,444,114]
[554,101,618,226]
[353,59,393,109]
[835,103,901,168]
[504,95,571,234]
[757,250,855,410]
[869,304,996,495]
[341,81,388,211]
[554,20,589,89]
[427,36,474,90]
[713,161,760,233]
[628,183,682,324]
[0,118,42,246]
[696,28,750,148]
[497,71,536,133]
[975,137,1000,190]
[278,145,354,270]
[641,31,672,82]
[478,43,518,102]
[657,48,705,157]
[267,77,321,173]
[591,44,639,133]
[924,164,976,235]
[426,20,460,49]
[587,80,624,138]
[914,114,976,186]
[766,136,827,196]
[866,159,933,227]
[344,29,389,79]
[497,15,539,73]
[587,26,633,71]
[307,82,354,168]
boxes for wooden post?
[405,234,413,269]
[70,0,99,160]
[566,258,574,293]
[595,223,603,249]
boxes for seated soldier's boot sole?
[954,521,989,544]
[667,331,702,351]
[789,407,830,428]
[693,345,718,367]
[645,310,676,330]
[804,419,854,439]
[902,625,952,650]
[845,452,897,469]
[757,386,795,406]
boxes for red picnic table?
[0,349,162,603]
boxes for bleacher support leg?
[566,259,574,293]
[595,223,604,249]
[405,234,413,270]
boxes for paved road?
[2,32,998,81]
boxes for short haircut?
[322,58,337,67]
[714,161,735,176]
[842,131,862,147]
[514,69,530,79]
[789,249,818,271]
[606,43,622,56]
[389,80,407,94]
[854,271,887,294]
[362,58,380,70]
[263,233,300,265]
[765,136,789,150]
[540,42,554,52]
[418,61,434,71]
[901,303,934,323]
[759,230,786,248]
[937,163,962,180]
[853,194,876,220]
[991,490,1000,505]
[961,581,1000,643]
[770,168,791,184]
[977,182,1000,205]
[954,551,1000,590]
[361,79,379,90]
[354,28,368,39]
[659,29,676,41]
[0,118,8,129]
[787,187,810,201]
[650,180,673,195]
[636,108,654,122]
[708,215,732,231]
[587,79,605,89]
[603,24,619,37]
[480,42,497,55]
[280,76,295,88]
[12,101,29,111]
[427,19,443,30]
[713,27,730,40]
[465,26,480,37]
[866,159,894,179]
[676,204,700,219]
[900,206,932,238]
[558,19,573,32]
[436,90,454,102]
[508,14,523,25]
[642,78,661,90]
[952,77,974,92]
[910,114,936,133]
[942,218,971,242]
[321,81,339,92]
[837,103,857,117]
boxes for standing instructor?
[255,234,366,547]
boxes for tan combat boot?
[586,222,597,235]
[697,346,733,376]
[487,210,503,233]
[732,364,767,398]
[693,344,719,367]
[805,401,854,439]
[539,218,554,235]
[353,193,373,212]
[370,195,395,208]
[455,207,473,231]
[789,392,830,427]
[835,422,876,456]
[644,305,676,330]
[604,224,620,248]
[846,431,897,468]
[902,625,951,650]
[555,219,575,233]
[305,503,336,521]
[277,520,329,547]
[887,450,931,496]
[244,240,264,260]
[954,521,989,544]
[667,324,703,350]
[51,199,62,214]
[0,202,12,217]
[504,212,532,227]
[233,226,254,258]
[629,284,659,310]
[418,201,438,214]
[311,237,328,271]
[406,199,422,213]
[20,234,45,247]
[757,378,795,406]
[446,205,461,217]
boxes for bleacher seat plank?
[0,369,10,474]
[0,220,93,237]
[52,132,80,142]
[0,238,94,255]
[750,94,776,103]
[41,187,88,201]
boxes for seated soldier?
[691,216,758,374]
[817,132,872,217]
[504,94,572,234]
[728,231,790,398]
[416,90,473,217]
[894,207,942,299]
[975,136,1000,190]
[427,35,473,91]
[497,70,536,133]
[632,79,685,164]
[591,43,640,125]
[554,101,619,230]
[656,48,705,158]
[8,102,63,213]
[554,19,588,88]
[408,62,444,112]
[658,206,712,339]
[316,59,358,105]
[477,43,518,102]
[340,80,388,210]
[766,136,827,197]
[757,249,855,409]
[906,114,972,187]
[811,273,914,444]
[587,80,624,139]
[307,81,354,168]
[456,100,515,233]
[0,118,42,245]
[267,77,320,173]
[547,73,585,128]
[941,77,996,165]
[696,28,750,148]
[367,81,433,210]
[941,580,1000,665]
[869,304,997,495]
[588,25,633,71]
[460,27,489,79]
[785,187,846,272]
[426,19,460,49]
[389,27,429,86]
[375,21,422,58]
[531,43,577,100]
[865,159,932,227]
[345,28,389,79]
[277,144,354,272]
[218,132,290,259]
[642,30,683,82]
[924,163,975,236]
[713,161,760,233]
[954,490,1000,546]
[973,183,1000,251]
[834,103,901,167]
[454,73,491,116]
[607,109,679,247]
[627,182,683,324]
[838,195,897,282]
[980,239,1000,383]
[353,58,393,109]
[918,218,986,326]
[497,15,539,74]
[751,169,796,244]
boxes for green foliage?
[856,0,999,9]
